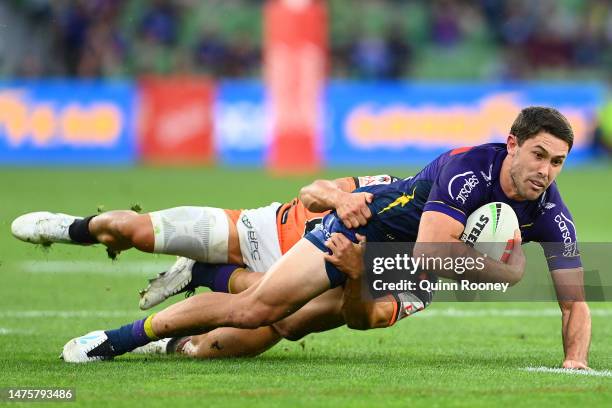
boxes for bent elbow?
[345,310,388,330]
[298,182,322,210]
[345,315,370,330]
[413,242,439,260]
[297,187,311,205]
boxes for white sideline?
[17,260,170,275]
[0,310,143,318]
[0,328,33,335]
[2,308,612,319]
[522,367,612,377]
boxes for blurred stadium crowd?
[1,0,611,81]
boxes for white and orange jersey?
[223,175,400,272]
[224,175,400,255]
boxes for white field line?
[2,308,612,320]
[0,310,143,319]
[522,367,612,377]
[0,328,34,335]
[15,260,170,275]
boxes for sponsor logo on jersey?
[358,175,392,186]
[448,171,480,204]
[378,187,417,215]
[241,215,261,261]
[554,212,578,257]
[304,217,323,235]
[318,216,335,241]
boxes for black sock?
[68,215,98,244]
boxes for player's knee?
[232,298,282,329]
[234,308,269,329]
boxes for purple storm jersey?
[420,143,580,271]
[308,143,581,274]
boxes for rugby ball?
[461,202,519,262]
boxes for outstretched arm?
[551,267,591,369]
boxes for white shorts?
[235,202,283,273]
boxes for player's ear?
[506,134,518,156]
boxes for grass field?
[1,166,612,407]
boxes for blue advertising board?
[0,80,136,165]
[213,80,270,166]
[324,82,605,166]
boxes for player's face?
[507,132,569,200]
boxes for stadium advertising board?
[0,81,136,164]
[325,82,604,166]
[138,77,215,164]
[213,80,270,166]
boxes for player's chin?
[523,190,541,200]
[523,182,545,199]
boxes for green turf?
[1,166,611,407]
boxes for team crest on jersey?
[480,164,493,186]
[358,175,392,187]
[447,171,479,205]
[538,192,557,213]
[378,187,417,215]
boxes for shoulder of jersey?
[357,174,400,187]
[447,144,501,185]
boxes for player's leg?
[150,239,331,335]
[183,326,282,358]
[139,202,283,308]
[138,260,259,310]
[135,286,344,359]
[88,211,154,252]
[180,286,344,358]
[61,238,336,362]
[11,207,243,264]
[271,286,344,341]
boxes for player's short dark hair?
[510,107,574,151]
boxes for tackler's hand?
[336,192,373,229]
[324,233,367,280]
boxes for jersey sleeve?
[353,174,400,189]
[422,154,488,225]
[529,188,582,271]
